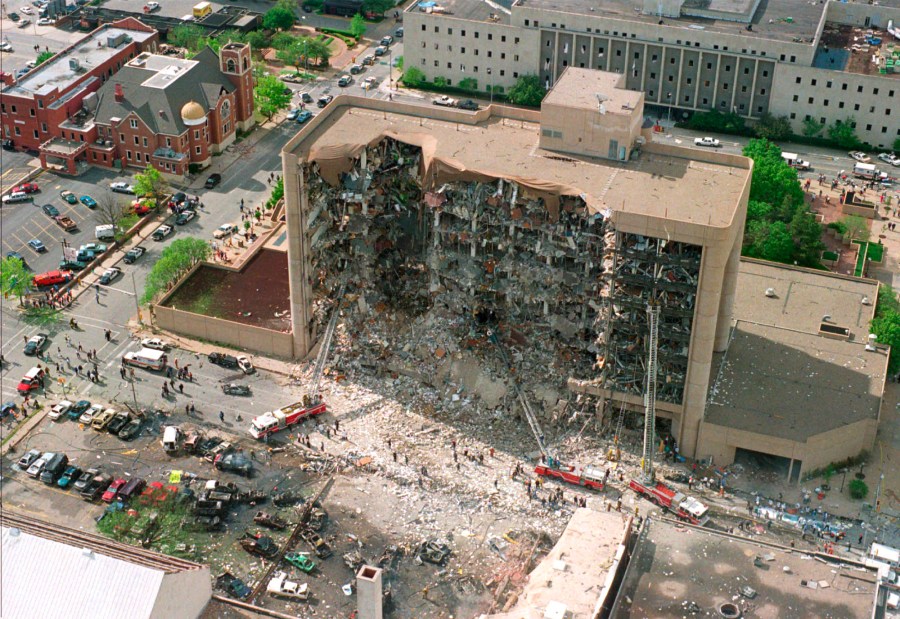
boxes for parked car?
[26,452,55,477]
[222,383,251,396]
[877,153,900,166]
[300,92,313,103]
[124,246,146,264]
[7,251,26,267]
[118,418,143,440]
[374,46,387,57]
[170,191,187,205]
[23,333,47,355]
[73,467,100,492]
[99,267,121,285]
[208,352,239,368]
[16,449,42,470]
[237,355,254,374]
[17,366,45,393]
[57,465,83,489]
[693,136,721,148]
[41,204,60,217]
[80,195,97,208]
[102,478,127,502]
[0,42,12,52]
[214,223,237,239]
[361,76,377,90]
[297,110,313,124]
[69,400,91,420]
[317,94,334,108]
[337,74,353,87]
[349,63,363,75]
[77,405,102,426]
[218,573,252,600]
[205,173,222,189]
[433,95,457,107]
[110,182,136,194]
[267,572,309,600]
[48,400,72,421]
[457,99,479,111]
[395,27,403,38]
[215,452,253,477]
[37,16,53,25]
[380,35,393,46]
[118,477,146,500]
[287,108,302,120]
[58,259,87,271]
[107,412,131,435]
[13,182,39,193]
[141,337,168,351]
[40,453,69,484]
[27,239,46,253]
[849,151,871,163]
[81,474,113,501]
[91,409,116,431]
[60,190,77,204]
[152,224,173,241]
[175,209,196,225]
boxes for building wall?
[539,96,644,160]
[148,568,212,619]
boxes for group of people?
[27,290,72,310]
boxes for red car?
[32,269,73,288]
[13,182,39,194]
[102,478,127,502]
[131,199,155,216]
[17,367,45,394]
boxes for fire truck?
[534,460,605,491]
[248,282,345,441]
[628,479,710,526]
[249,399,327,440]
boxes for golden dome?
[180,100,205,122]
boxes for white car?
[48,400,73,421]
[267,572,309,600]
[849,151,871,163]
[19,6,33,14]
[693,137,721,148]
[237,355,254,374]
[433,95,457,107]
[877,153,900,166]
[37,17,53,25]
[141,337,169,351]
[79,404,104,425]
[152,224,173,241]
[109,181,136,194]
[361,76,377,89]
[99,266,121,285]
[214,223,237,239]
[146,1,159,9]
[0,42,12,52]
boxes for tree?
[753,113,791,141]
[894,137,900,154]
[254,74,292,119]
[741,139,804,210]
[789,209,824,268]
[245,30,270,50]
[35,50,54,66]
[305,37,331,66]
[746,199,773,223]
[507,75,546,107]
[168,24,204,49]
[133,165,170,210]
[361,0,394,15]
[142,237,211,303]
[276,38,306,72]
[827,117,860,149]
[350,13,367,39]
[849,479,868,500]
[93,191,129,228]
[0,256,31,306]
[270,32,296,50]
[401,67,426,87]
[263,4,295,31]
[876,283,900,318]
[802,117,824,137]
[840,214,870,242]
[458,77,478,91]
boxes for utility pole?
[131,271,142,324]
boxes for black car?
[217,573,252,600]
[24,333,47,356]
[171,192,187,205]
[107,412,131,435]
[458,99,479,111]
[117,418,142,440]
[9,12,19,21]
[214,452,253,477]
[123,246,146,264]
[204,173,222,189]
[42,204,60,217]
[73,467,100,492]
[81,474,112,501]
[317,95,333,108]
[208,352,239,368]
[6,251,26,267]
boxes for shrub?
[849,479,868,500]
[826,221,847,234]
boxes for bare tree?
[93,190,129,228]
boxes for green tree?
[361,0,394,15]
[142,237,211,303]
[746,199,773,223]
[0,256,31,305]
[254,74,292,119]
[35,50,54,66]
[876,284,900,318]
[753,113,792,141]
[458,77,478,91]
[276,38,306,72]
[350,13,367,39]
[507,75,546,107]
[827,117,860,149]
[789,209,824,268]
[401,67,426,87]
[245,30,270,50]
[759,221,795,263]
[849,479,869,500]
[741,139,804,210]
[840,214,870,242]
[270,32,296,50]
[133,165,170,210]
[802,117,824,137]
[433,76,447,88]
[168,24,204,49]
[893,137,900,153]
[263,4,295,31]
[306,37,331,66]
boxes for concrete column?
[357,565,383,619]
[284,152,311,359]
[714,234,742,351]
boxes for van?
[2,191,32,204]
[17,366,45,393]
[118,477,146,501]
[39,453,69,484]
[163,425,182,453]
[192,1,212,18]
[854,162,878,179]
[123,348,167,371]
[32,269,72,288]
[95,224,116,241]
[26,452,54,478]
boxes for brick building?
[0,19,255,176]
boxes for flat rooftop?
[4,26,156,98]
[613,518,879,618]
[733,259,878,341]
[286,98,748,228]
[407,0,512,24]
[480,508,628,619]
[543,67,642,115]
[516,0,829,44]
[817,23,900,80]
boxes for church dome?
[180,101,206,126]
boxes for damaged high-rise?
[281,69,750,458]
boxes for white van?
[123,348,167,371]
[162,426,182,453]
[95,224,116,241]
[2,191,32,204]
[854,162,879,179]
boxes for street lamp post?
[488,68,493,104]
[388,47,393,91]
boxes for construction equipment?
[249,283,346,440]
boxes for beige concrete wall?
[540,98,643,160]
[697,417,878,480]
[149,569,212,619]
[826,1,900,29]
[154,304,294,358]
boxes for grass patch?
[869,242,884,262]
[853,241,886,276]
[186,288,217,316]
[822,250,839,262]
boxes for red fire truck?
[249,399,327,440]
[628,478,710,526]
[534,462,605,491]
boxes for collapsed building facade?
[281,69,751,458]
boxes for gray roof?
[95,47,233,135]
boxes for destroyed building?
[281,69,751,458]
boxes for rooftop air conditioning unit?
[68,58,81,72]
[764,288,776,297]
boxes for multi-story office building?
[404,0,900,150]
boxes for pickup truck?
[55,216,77,231]
[693,137,721,148]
